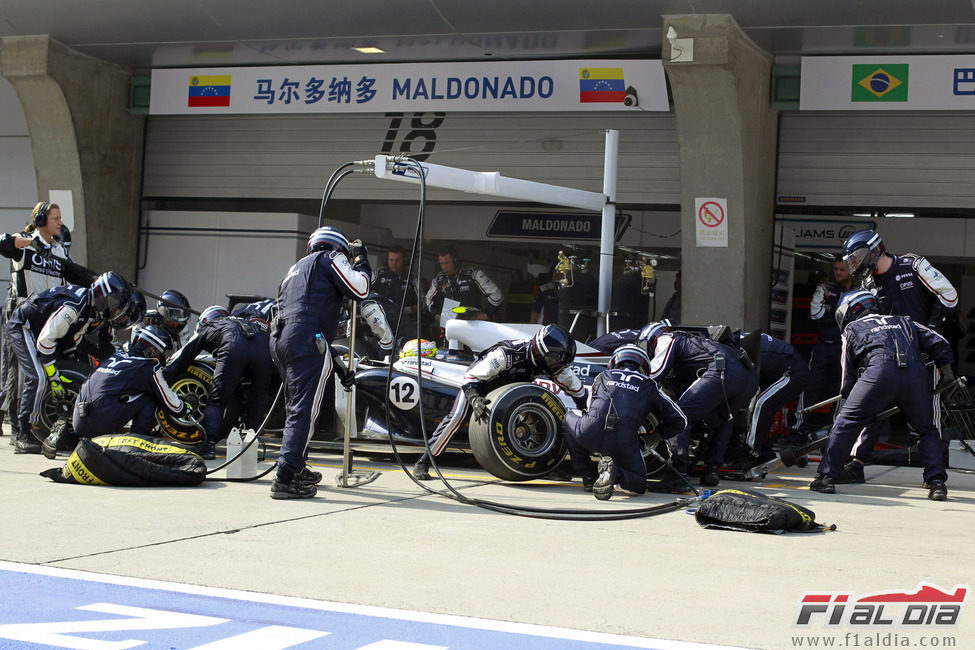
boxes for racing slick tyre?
[155,361,212,446]
[468,382,568,482]
[34,361,92,441]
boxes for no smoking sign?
[694,197,729,247]
[698,201,725,227]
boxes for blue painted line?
[0,562,743,650]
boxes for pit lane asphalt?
[2,436,973,649]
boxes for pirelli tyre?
[468,382,568,482]
[155,361,212,446]
[35,361,92,441]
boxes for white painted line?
[0,561,748,649]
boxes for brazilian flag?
[851,64,909,102]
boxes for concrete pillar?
[1,35,144,279]
[663,15,777,331]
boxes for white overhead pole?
[369,136,620,332]
[597,129,619,336]
[372,155,606,211]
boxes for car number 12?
[389,377,420,410]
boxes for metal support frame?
[368,129,620,335]
[336,300,381,488]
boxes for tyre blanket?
[40,433,206,486]
[694,488,834,534]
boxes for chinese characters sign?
[150,60,667,114]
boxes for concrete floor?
[1,437,974,649]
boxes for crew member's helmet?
[117,291,147,329]
[834,290,879,330]
[635,321,670,355]
[91,272,132,326]
[129,324,172,361]
[157,289,192,332]
[400,338,438,358]
[307,226,351,257]
[842,230,885,278]
[529,324,576,374]
[607,344,652,375]
[197,305,230,331]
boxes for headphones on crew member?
[32,202,51,228]
[440,248,461,267]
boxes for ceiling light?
[353,46,386,54]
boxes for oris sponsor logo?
[29,253,62,276]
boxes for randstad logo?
[852,64,909,102]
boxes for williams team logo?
[795,583,967,628]
[851,64,909,102]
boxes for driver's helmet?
[157,289,191,332]
[400,338,438,358]
[635,321,670,355]
[834,290,879,330]
[129,324,172,361]
[529,324,576,374]
[117,290,147,330]
[607,344,651,375]
[842,230,885,278]
[307,226,351,257]
[196,305,229,332]
[90,272,132,327]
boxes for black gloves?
[573,393,588,410]
[469,395,492,422]
[935,364,958,395]
[332,358,356,390]
[927,306,949,331]
[353,256,372,278]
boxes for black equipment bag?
[40,433,206,487]
[695,488,835,534]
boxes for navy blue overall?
[4,285,93,434]
[796,281,845,431]
[167,317,273,444]
[648,332,758,474]
[232,298,276,323]
[73,351,187,437]
[372,267,421,340]
[588,328,640,354]
[818,315,952,484]
[855,254,958,459]
[564,368,686,493]
[271,249,370,482]
[423,339,586,457]
[746,333,809,453]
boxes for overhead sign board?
[487,210,630,241]
[775,215,876,250]
[801,55,975,110]
[150,59,668,115]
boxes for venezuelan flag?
[188,75,231,107]
[579,68,625,103]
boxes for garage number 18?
[389,377,420,410]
